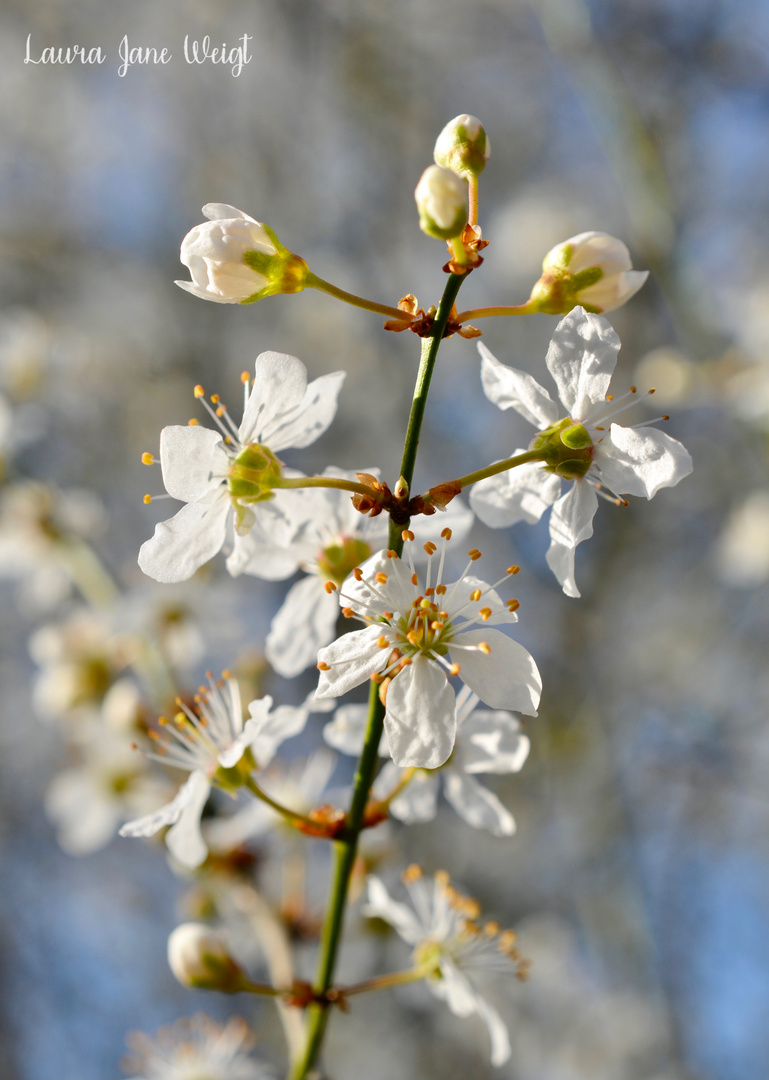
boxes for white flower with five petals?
[365,868,525,1067]
[119,674,307,868]
[325,684,530,836]
[470,308,693,597]
[315,532,541,770]
[138,352,344,583]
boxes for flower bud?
[415,165,468,241]
[175,204,308,306]
[433,114,490,179]
[167,923,244,991]
[528,231,649,315]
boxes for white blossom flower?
[258,471,474,678]
[176,203,305,305]
[415,165,468,240]
[470,308,693,597]
[138,352,344,583]
[434,114,490,178]
[325,684,530,836]
[315,531,541,770]
[123,1014,271,1080]
[119,674,307,868]
[365,868,527,1067]
[530,232,649,315]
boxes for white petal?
[432,961,478,1016]
[566,231,633,275]
[225,489,312,579]
[478,342,559,428]
[164,771,212,868]
[159,426,229,503]
[232,700,308,768]
[343,549,416,618]
[451,628,541,716]
[443,770,515,836]
[270,369,346,451]
[474,995,512,1067]
[389,770,440,824]
[240,352,345,452]
[315,624,389,699]
[384,657,456,769]
[202,203,256,222]
[545,307,620,419]
[175,279,239,304]
[470,459,561,529]
[456,709,530,774]
[324,704,389,756]
[595,423,693,499]
[138,493,229,583]
[266,576,340,677]
[119,771,208,841]
[363,876,422,945]
[579,269,649,313]
[545,479,599,598]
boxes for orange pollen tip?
[507,599,520,612]
[143,494,152,504]
[449,663,461,676]
[148,730,160,741]
[211,394,220,404]
[353,568,364,581]
[468,549,482,561]
[425,587,435,596]
[216,406,224,417]
[188,418,200,425]
[649,387,656,394]
[411,573,418,586]
[596,425,605,431]
[470,589,482,602]
[441,528,452,540]
[317,662,331,671]
[383,611,393,619]
[507,565,520,575]
[399,657,412,668]
[240,371,250,383]
[434,870,450,888]
[630,385,637,393]
[606,394,614,401]
[402,864,423,883]
[342,607,354,618]
[221,669,232,679]
[141,452,154,465]
[662,414,670,420]
[375,572,388,585]
[402,529,415,542]
[205,671,213,679]
[386,549,398,559]
[377,636,389,649]
[479,607,492,620]
[436,584,447,595]
[194,385,204,398]
[424,542,437,556]
[324,581,337,593]
[477,642,491,654]
[158,716,169,725]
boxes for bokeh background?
[2,0,769,1077]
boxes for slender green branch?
[244,776,324,833]
[287,272,466,1080]
[455,301,537,321]
[272,475,380,499]
[306,271,415,323]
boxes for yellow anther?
[375,572,388,585]
[398,657,412,669]
[148,729,160,741]
[324,581,338,594]
[484,921,500,937]
[342,607,354,618]
[449,662,461,676]
[158,716,169,725]
[194,384,204,398]
[479,607,492,620]
[402,864,423,883]
[386,549,398,559]
[241,371,250,384]
[436,584,447,595]
[423,541,437,556]
[441,527,452,540]
[353,568,364,581]
[507,565,520,575]
[425,587,435,596]
[477,642,491,655]
[402,529,415,542]
[420,598,432,610]
[188,418,199,426]
[143,494,152,504]
[411,573,419,586]
[468,548,482,561]
[216,406,224,417]
[506,599,520,612]
[141,452,154,465]
[498,930,518,952]
[434,870,450,888]
[470,589,482,602]
[317,662,331,671]
[211,394,220,404]
[630,385,637,393]
[606,393,614,401]
[221,669,232,679]
[377,636,389,649]
[383,611,393,619]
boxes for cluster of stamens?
[317,529,520,684]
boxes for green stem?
[244,776,323,833]
[449,449,545,490]
[287,273,466,1080]
[306,271,415,323]
[337,964,433,999]
[455,301,537,322]
[272,475,380,499]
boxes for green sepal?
[215,747,257,792]
[555,458,592,480]
[560,422,592,449]
[571,266,603,290]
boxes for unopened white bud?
[167,923,243,991]
[176,204,307,306]
[415,165,468,241]
[433,114,490,179]
[529,231,649,315]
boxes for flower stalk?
[305,271,416,324]
[287,270,467,1080]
